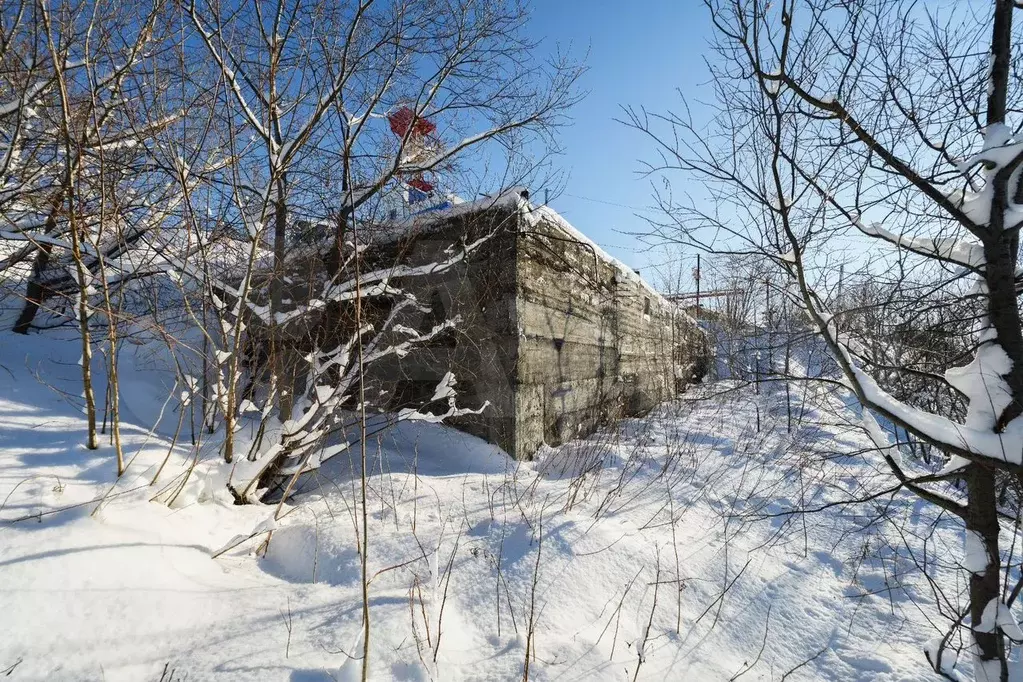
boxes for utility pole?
[765,277,772,382]
[835,263,845,333]
[694,254,701,323]
[837,263,845,302]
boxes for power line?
[561,192,662,213]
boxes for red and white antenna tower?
[387,106,441,203]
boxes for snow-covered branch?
[854,219,984,270]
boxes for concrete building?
[364,189,708,460]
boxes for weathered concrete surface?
[361,205,522,454]
[375,194,708,460]
[512,206,705,457]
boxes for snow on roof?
[174,186,697,326]
[520,202,663,299]
[402,187,693,322]
[378,186,526,235]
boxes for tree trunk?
[12,243,54,334]
[966,464,1006,681]
[974,8,1018,676]
[985,234,1023,431]
[68,219,98,451]
[271,173,295,422]
[12,189,71,334]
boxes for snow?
[964,530,990,575]
[983,123,1013,151]
[430,371,457,401]
[977,598,1023,644]
[997,603,1023,643]
[811,294,1023,466]
[853,218,984,269]
[945,341,1014,431]
[372,187,695,326]
[0,79,51,117]
[0,330,978,681]
[371,186,527,240]
[925,637,962,680]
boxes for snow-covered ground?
[0,331,955,681]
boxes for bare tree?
[148,0,579,477]
[1,1,173,330]
[1,0,579,477]
[627,1,1023,679]
[0,1,175,459]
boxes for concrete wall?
[511,209,705,458]
[361,198,707,460]
[363,207,521,453]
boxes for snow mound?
[261,522,361,586]
[534,440,621,480]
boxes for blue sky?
[526,2,714,286]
